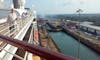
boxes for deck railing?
[0,34,79,60]
[0,16,32,48]
[0,15,33,60]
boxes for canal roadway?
[50,31,100,60]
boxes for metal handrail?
[2,49,24,60]
[0,34,78,60]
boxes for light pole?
[76,9,83,59]
[76,9,83,21]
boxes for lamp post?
[76,9,83,21]
[76,9,83,59]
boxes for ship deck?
[0,14,34,60]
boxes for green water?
[50,32,100,60]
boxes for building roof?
[80,24,100,31]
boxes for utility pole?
[76,9,83,59]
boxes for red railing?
[0,34,79,60]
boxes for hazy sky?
[25,0,100,14]
[3,0,100,14]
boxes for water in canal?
[50,31,100,60]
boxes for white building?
[80,24,100,36]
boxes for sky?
[2,0,100,15]
[25,0,100,15]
